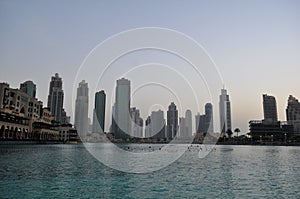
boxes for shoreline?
[1,140,300,146]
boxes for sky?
[0,0,299,134]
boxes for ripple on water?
[0,144,300,198]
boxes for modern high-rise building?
[205,103,214,133]
[110,103,116,133]
[286,95,300,135]
[195,113,201,134]
[61,108,70,124]
[199,115,206,133]
[263,94,278,123]
[130,107,143,138]
[47,73,64,123]
[145,116,151,138]
[195,103,214,135]
[93,90,106,133]
[20,80,36,98]
[150,110,166,139]
[179,117,187,137]
[185,109,192,137]
[167,102,178,139]
[114,78,131,139]
[219,88,232,133]
[74,80,89,139]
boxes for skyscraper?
[263,94,278,123]
[114,78,131,139]
[205,103,214,133]
[145,116,151,138]
[130,107,143,138]
[93,90,106,133]
[150,110,166,139]
[74,80,89,139]
[185,110,192,137]
[47,73,64,123]
[167,102,178,139]
[179,117,187,138]
[195,113,201,134]
[286,95,300,135]
[199,115,206,133]
[219,88,232,133]
[20,80,36,98]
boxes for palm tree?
[234,128,240,138]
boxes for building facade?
[167,102,178,139]
[205,103,214,133]
[286,95,300,136]
[20,80,36,98]
[185,109,192,137]
[179,117,187,138]
[74,80,89,139]
[145,116,151,138]
[93,90,106,133]
[114,78,131,139]
[0,82,65,142]
[150,110,166,139]
[47,73,64,124]
[219,88,232,133]
[130,107,143,138]
[263,94,278,123]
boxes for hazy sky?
[1,0,299,133]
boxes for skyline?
[1,1,300,133]
[0,75,298,136]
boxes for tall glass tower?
[263,94,278,123]
[167,102,178,139]
[286,95,300,135]
[114,78,131,139]
[93,90,106,133]
[205,103,214,133]
[74,80,89,139]
[219,88,231,133]
[185,109,192,137]
[150,110,166,139]
[47,73,64,123]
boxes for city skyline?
[1,2,300,198]
[1,76,299,137]
[1,1,299,134]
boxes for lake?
[0,144,299,198]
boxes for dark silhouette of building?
[167,102,178,139]
[205,103,214,133]
[20,80,36,98]
[47,73,64,124]
[263,94,278,123]
[286,95,300,136]
[93,90,106,133]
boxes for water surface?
[0,144,299,198]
